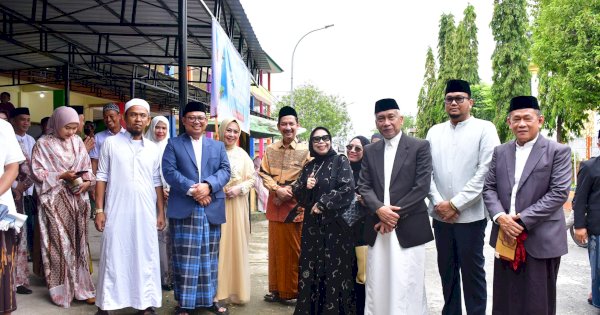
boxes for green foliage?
[532,0,600,142]
[403,115,416,131]
[490,0,532,142]
[455,5,480,84]
[274,84,352,145]
[416,6,482,138]
[416,47,439,138]
[471,83,495,122]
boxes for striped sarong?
[170,206,221,310]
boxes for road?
[12,214,599,314]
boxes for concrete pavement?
[12,213,599,314]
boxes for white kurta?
[365,132,428,315]
[95,132,162,310]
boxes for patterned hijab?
[47,106,79,136]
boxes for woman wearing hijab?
[144,115,173,290]
[346,135,370,314]
[31,106,96,307]
[292,127,356,315]
[215,118,255,304]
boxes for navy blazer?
[162,133,231,224]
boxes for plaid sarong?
[170,206,221,309]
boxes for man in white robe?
[358,98,434,315]
[94,98,165,315]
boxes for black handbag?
[331,155,364,227]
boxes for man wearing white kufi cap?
[94,98,166,315]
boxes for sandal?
[205,302,229,315]
[136,307,156,315]
[263,292,281,303]
[174,306,190,315]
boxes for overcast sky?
[240,0,495,137]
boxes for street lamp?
[290,24,334,106]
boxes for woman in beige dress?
[216,118,255,304]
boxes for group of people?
[260,79,574,315]
[0,76,591,315]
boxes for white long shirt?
[0,120,25,214]
[492,134,539,223]
[95,132,162,310]
[384,132,402,205]
[427,117,500,223]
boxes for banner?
[211,18,251,133]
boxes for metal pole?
[178,0,188,134]
[290,24,333,106]
[64,63,70,106]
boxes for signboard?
[210,18,251,133]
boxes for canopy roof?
[0,0,282,109]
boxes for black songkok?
[374,98,399,114]
[508,96,540,113]
[183,101,207,116]
[69,105,84,115]
[445,79,471,96]
[278,106,297,122]
[10,107,29,117]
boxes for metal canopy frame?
[0,0,280,110]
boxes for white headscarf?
[145,116,170,153]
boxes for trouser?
[433,218,487,315]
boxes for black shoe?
[16,286,32,294]
[162,284,173,291]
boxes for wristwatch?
[95,208,104,215]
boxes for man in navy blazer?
[483,96,571,315]
[162,101,230,315]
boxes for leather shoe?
[16,286,32,294]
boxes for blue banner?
[211,18,251,133]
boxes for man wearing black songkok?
[427,79,500,315]
[259,106,310,304]
[358,98,433,314]
[483,96,571,314]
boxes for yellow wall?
[0,76,113,123]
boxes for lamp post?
[290,24,334,106]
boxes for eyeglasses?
[186,115,207,123]
[444,96,470,105]
[346,144,363,152]
[311,135,331,143]
[509,116,537,124]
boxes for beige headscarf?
[218,118,240,149]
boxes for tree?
[274,84,352,147]
[532,0,600,142]
[455,4,480,84]
[416,47,438,138]
[471,83,495,122]
[490,0,531,142]
[416,14,458,138]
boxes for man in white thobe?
[94,98,165,315]
[358,98,433,315]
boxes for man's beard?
[449,113,460,119]
[128,128,142,136]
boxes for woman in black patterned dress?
[292,127,356,315]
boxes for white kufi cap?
[124,98,150,113]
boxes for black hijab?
[349,135,370,183]
[309,127,337,163]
